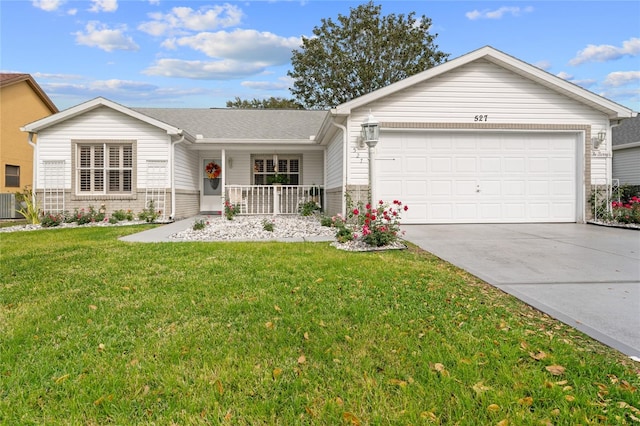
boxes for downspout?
[170,131,185,220]
[27,132,37,208]
[330,120,348,216]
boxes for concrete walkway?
[402,223,640,358]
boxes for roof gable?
[0,73,58,113]
[333,46,634,120]
[21,97,182,136]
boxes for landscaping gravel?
[169,215,335,242]
[1,215,408,251]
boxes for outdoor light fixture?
[361,112,380,207]
[592,130,606,149]
[361,112,379,148]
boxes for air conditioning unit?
[0,193,21,219]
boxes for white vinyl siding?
[345,59,610,187]
[326,133,344,189]
[302,151,323,186]
[174,142,199,190]
[613,146,640,185]
[34,106,171,190]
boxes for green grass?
[1,226,638,425]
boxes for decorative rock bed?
[169,215,335,242]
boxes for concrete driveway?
[402,223,640,358]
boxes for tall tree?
[225,97,304,109]
[288,1,449,109]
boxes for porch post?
[221,149,226,205]
[273,185,280,215]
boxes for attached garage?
[319,46,635,224]
[376,130,580,224]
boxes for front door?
[201,158,222,213]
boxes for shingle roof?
[612,115,640,146]
[132,107,328,140]
[0,73,30,85]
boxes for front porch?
[223,184,323,215]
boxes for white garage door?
[376,131,577,224]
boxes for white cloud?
[138,4,243,36]
[74,21,139,52]
[603,71,640,87]
[32,72,84,80]
[67,8,77,15]
[143,58,268,80]
[570,37,640,65]
[88,0,117,13]
[32,0,65,12]
[241,76,293,91]
[172,29,301,64]
[556,71,573,80]
[466,6,533,20]
[41,78,208,105]
[534,60,552,71]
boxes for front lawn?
[1,227,638,424]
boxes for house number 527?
[474,115,488,122]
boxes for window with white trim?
[252,155,300,185]
[76,143,133,194]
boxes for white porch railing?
[225,185,323,215]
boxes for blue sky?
[1,1,639,111]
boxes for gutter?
[330,120,348,216]
[26,131,37,207]
[170,131,186,220]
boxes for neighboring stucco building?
[22,46,636,224]
[612,115,640,186]
[0,73,58,193]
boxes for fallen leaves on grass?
[431,363,449,376]
[545,365,566,376]
[342,412,360,425]
[272,368,283,380]
[529,351,547,360]
[472,382,492,394]
[388,378,407,388]
[487,403,500,412]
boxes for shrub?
[262,218,275,232]
[70,206,105,225]
[320,216,333,227]
[108,216,119,224]
[329,214,353,243]
[193,219,206,230]
[224,200,237,220]
[15,187,40,225]
[353,200,408,247]
[40,212,64,228]
[138,201,160,223]
[112,209,134,221]
[611,196,640,224]
[299,200,320,216]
